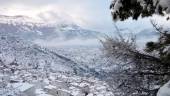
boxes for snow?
[44,85,56,89]
[158,0,170,13]
[36,31,43,36]
[0,15,44,26]
[111,0,122,13]
[10,83,34,92]
[111,0,170,20]
[157,81,170,96]
[36,89,53,96]
[0,14,115,96]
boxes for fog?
[34,38,101,48]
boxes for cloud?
[0,0,58,6]
[0,0,115,33]
[0,0,168,35]
[34,38,100,47]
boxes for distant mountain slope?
[135,28,159,48]
[0,15,104,42]
[0,33,88,74]
[136,28,159,39]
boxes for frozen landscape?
[0,15,115,96]
[1,0,170,96]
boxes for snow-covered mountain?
[0,15,103,43]
[0,14,109,75]
[0,15,37,24]
[135,28,159,48]
[136,28,159,39]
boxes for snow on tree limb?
[110,0,170,21]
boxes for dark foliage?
[110,0,168,21]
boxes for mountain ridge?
[0,15,104,44]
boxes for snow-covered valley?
[0,15,115,96]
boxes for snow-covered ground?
[0,14,116,96]
[0,69,114,96]
[51,47,115,72]
[0,34,115,96]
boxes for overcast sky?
[0,0,169,34]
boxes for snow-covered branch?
[110,0,170,20]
